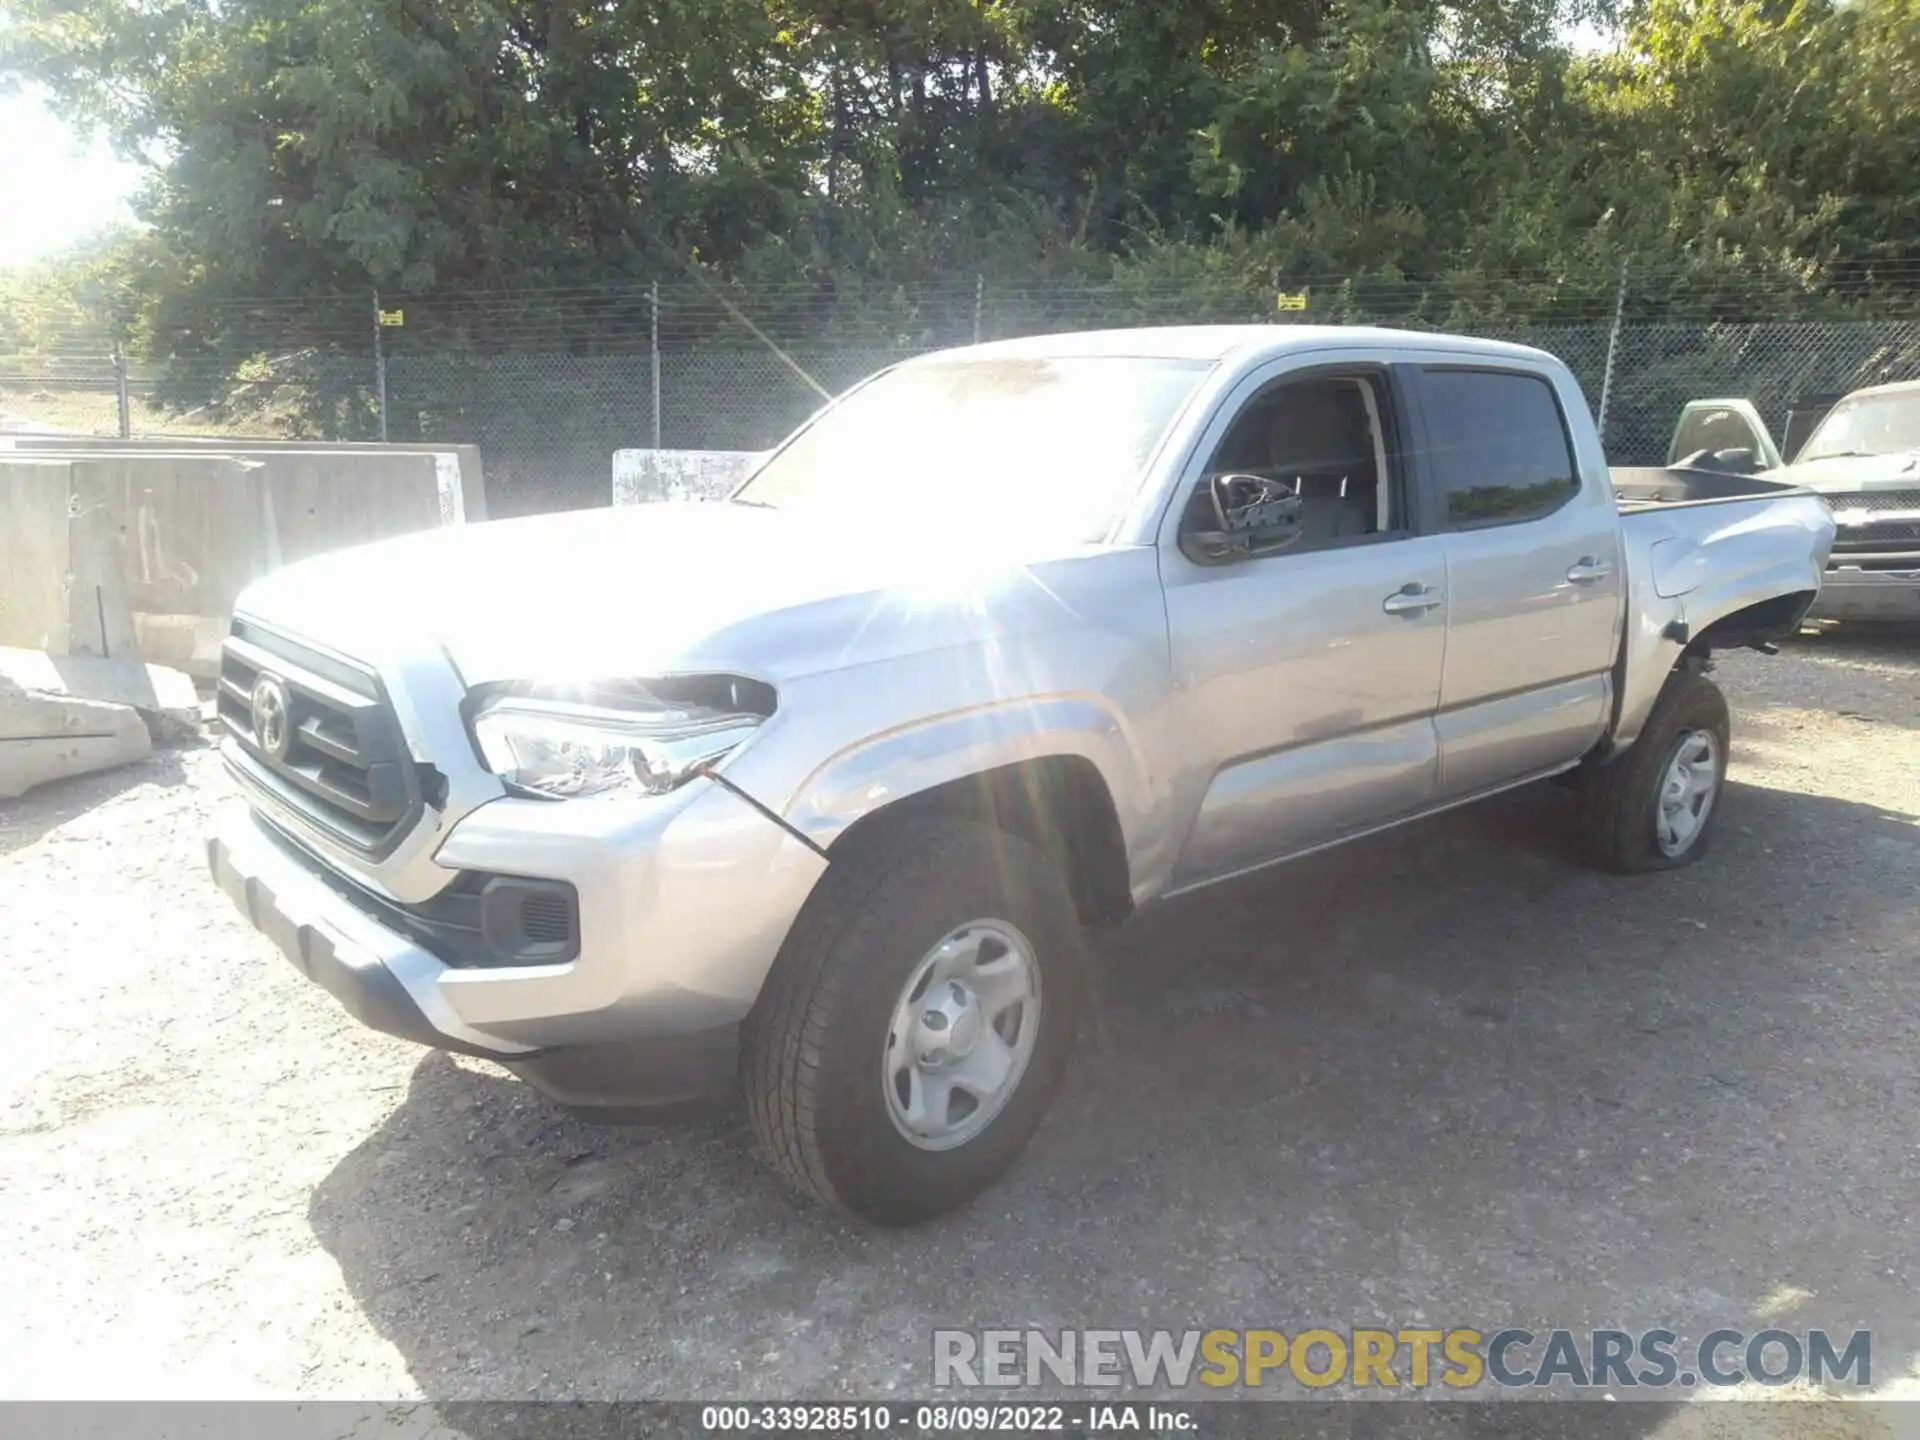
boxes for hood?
[1776,451,1920,495]
[235,501,1116,685]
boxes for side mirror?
[1710,447,1758,474]
[1181,473,1305,564]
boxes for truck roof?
[927,324,1560,367]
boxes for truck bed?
[1607,474,1834,751]
[1610,465,1809,509]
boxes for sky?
[0,89,144,270]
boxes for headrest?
[1267,382,1373,471]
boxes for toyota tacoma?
[208,327,1835,1224]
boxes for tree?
[4,0,1915,376]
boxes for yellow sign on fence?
[1275,290,1309,312]
[377,309,405,327]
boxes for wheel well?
[1686,590,1816,656]
[827,756,1133,927]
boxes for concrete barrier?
[0,459,77,656]
[2,445,459,675]
[108,448,447,674]
[0,645,200,742]
[0,669,152,799]
[0,457,139,660]
[612,449,762,505]
[2,434,487,523]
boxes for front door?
[1161,363,1448,888]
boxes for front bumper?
[1808,562,1920,621]
[209,806,533,1060]
[208,775,829,1113]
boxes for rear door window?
[1415,369,1580,529]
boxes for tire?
[742,815,1087,1224]
[1577,671,1731,874]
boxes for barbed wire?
[11,261,1920,358]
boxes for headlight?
[472,685,768,800]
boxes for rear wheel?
[742,815,1085,1224]
[1577,671,1731,873]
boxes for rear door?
[1407,364,1624,800]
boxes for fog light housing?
[476,877,580,965]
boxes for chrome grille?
[1830,516,1920,554]
[217,621,418,853]
[1823,489,1920,514]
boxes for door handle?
[1566,556,1615,585]
[1382,583,1443,617]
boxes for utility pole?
[973,274,985,345]
[1597,262,1629,449]
[112,342,131,438]
[372,290,390,442]
[650,280,663,451]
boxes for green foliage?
[0,225,154,354]
[3,0,1916,374]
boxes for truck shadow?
[309,777,1920,1405]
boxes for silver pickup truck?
[207,327,1834,1224]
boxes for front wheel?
[742,815,1086,1224]
[1576,671,1731,873]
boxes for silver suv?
[208,326,1832,1223]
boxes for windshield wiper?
[729,496,778,509]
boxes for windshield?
[1797,392,1920,462]
[734,356,1212,544]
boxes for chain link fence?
[7,272,1920,516]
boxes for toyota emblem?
[250,674,294,761]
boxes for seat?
[1265,383,1377,541]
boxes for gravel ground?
[1,628,1917,1413]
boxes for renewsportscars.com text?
[932,1327,1871,1391]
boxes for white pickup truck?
[207,327,1834,1223]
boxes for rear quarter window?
[1418,369,1580,529]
